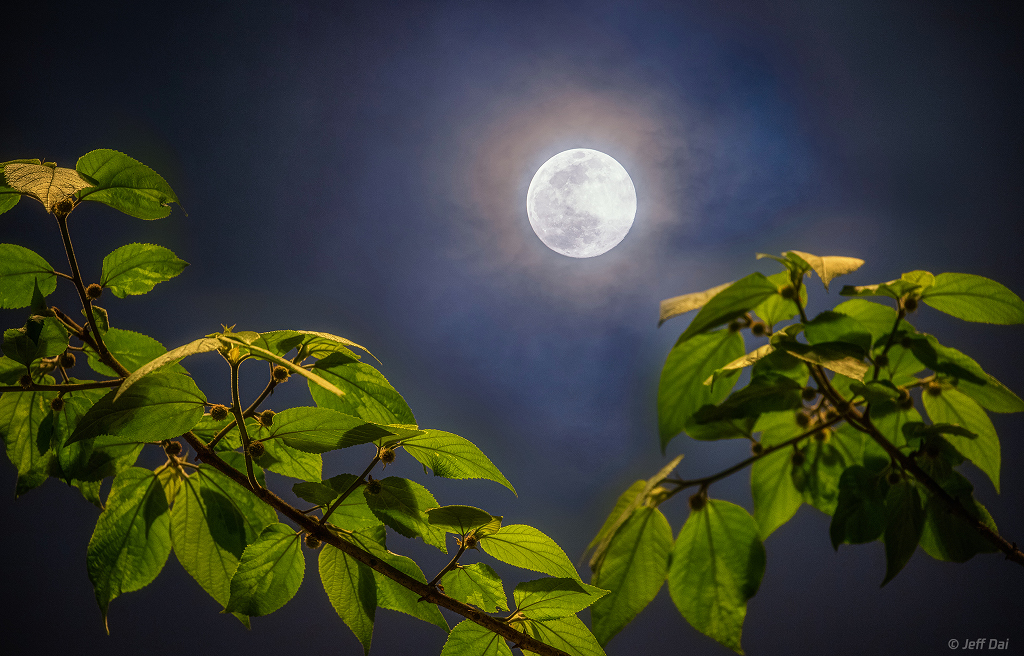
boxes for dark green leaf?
[480,524,581,582]
[311,353,416,425]
[363,476,447,551]
[918,484,998,562]
[517,615,606,656]
[907,333,1024,413]
[0,383,56,496]
[400,430,516,494]
[694,373,803,424]
[76,150,179,220]
[440,563,509,613]
[678,273,781,342]
[225,523,304,616]
[881,481,924,585]
[426,505,496,535]
[320,546,376,654]
[86,467,172,631]
[86,328,178,378]
[590,507,671,645]
[514,577,607,621]
[752,271,804,326]
[840,278,921,300]
[869,401,921,450]
[804,311,872,356]
[791,423,866,515]
[922,388,1000,492]
[253,433,322,481]
[777,341,869,381]
[114,336,222,400]
[658,329,744,450]
[0,189,20,215]
[850,380,900,404]
[68,371,207,445]
[0,244,57,309]
[830,466,888,549]
[921,272,1024,324]
[264,406,420,454]
[668,500,765,654]
[832,299,903,347]
[440,620,512,656]
[3,316,69,366]
[99,243,188,298]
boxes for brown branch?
[180,431,571,656]
[0,378,124,393]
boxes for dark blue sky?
[2,1,1022,654]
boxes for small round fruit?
[926,381,943,396]
[258,409,275,427]
[304,533,322,549]
[688,493,707,511]
[463,535,479,550]
[366,479,383,495]
[85,283,103,300]
[50,397,65,412]
[53,199,74,217]
[801,386,817,401]
[795,411,811,428]
[751,442,764,456]
[750,321,767,337]
[379,447,396,465]
[164,440,182,456]
[791,451,805,467]
[272,365,290,382]
[780,285,797,300]
[248,441,266,459]
[19,374,32,390]
[210,404,229,421]
[903,297,919,312]
[874,353,889,368]
[728,320,742,332]
[59,352,76,368]
[886,470,901,485]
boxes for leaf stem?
[229,359,261,490]
[426,540,468,589]
[320,455,380,525]
[207,360,296,449]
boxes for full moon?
[526,149,637,258]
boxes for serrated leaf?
[791,423,866,515]
[659,329,745,450]
[114,336,221,401]
[786,251,864,291]
[86,328,178,378]
[0,244,57,309]
[752,271,805,326]
[310,353,415,425]
[840,279,921,300]
[440,620,513,656]
[3,316,69,366]
[918,485,998,562]
[0,188,20,215]
[920,272,1024,324]
[225,523,304,616]
[907,333,1024,413]
[320,546,376,654]
[480,524,580,582]
[830,466,888,549]
[440,563,509,613]
[832,299,903,347]
[76,150,179,220]
[804,311,872,356]
[777,341,869,380]
[363,476,447,551]
[263,406,420,454]
[694,373,803,424]
[3,162,90,211]
[0,384,56,496]
[219,337,348,401]
[518,615,606,656]
[99,243,188,298]
[86,468,171,632]
[590,507,671,645]
[751,447,802,538]
[881,481,924,586]
[583,480,646,565]
[426,505,496,534]
[922,388,1000,492]
[172,465,277,608]
[69,371,206,445]
[514,577,607,621]
[658,281,733,326]
[253,436,323,481]
[668,500,765,655]
[678,273,781,342]
[400,430,516,494]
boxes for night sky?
[2,2,1022,655]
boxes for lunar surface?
[526,148,636,258]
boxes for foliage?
[589,250,1024,652]
[0,151,602,656]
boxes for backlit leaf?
[363,476,447,551]
[518,615,606,656]
[922,388,1000,492]
[921,272,1024,324]
[114,336,221,401]
[400,430,516,494]
[225,523,304,616]
[440,563,509,613]
[76,150,179,220]
[0,244,57,309]
[514,577,607,621]
[678,273,780,342]
[785,251,864,291]
[3,162,90,211]
[658,281,733,326]
[264,406,420,454]
[440,620,512,656]
[320,546,376,654]
[0,383,56,496]
[311,353,415,425]
[881,480,924,586]
[100,243,188,298]
[480,524,581,582]
[426,505,496,535]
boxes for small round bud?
[791,451,805,467]
[727,320,742,332]
[801,386,817,401]
[59,352,76,368]
[750,321,767,337]
[463,535,479,550]
[53,198,74,217]
[248,441,266,459]
[814,427,832,442]
[886,470,901,486]
[780,285,797,300]
[751,442,764,456]
[688,493,707,511]
[379,447,396,465]
[304,533,321,550]
[272,365,290,382]
[903,297,918,312]
[19,374,32,390]
[210,404,229,421]
[258,409,275,427]
[795,411,811,428]
[164,440,182,456]
[874,353,889,368]
[926,381,942,397]
[900,336,914,349]
[85,283,103,300]
[50,397,65,412]
[366,479,382,495]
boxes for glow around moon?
[527,149,637,258]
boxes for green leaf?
[363,476,447,551]
[3,161,91,211]
[694,373,803,424]
[0,355,24,384]
[706,344,775,386]
[171,465,277,608]
[869,401,921,450]
[480,524,581,582]
[590,506,671,645]
[86,467,172,631]
[850,380,901,404]
[311,353,416,425]
[921,272,1024,324]
[751,447,802,538]
[922,388,1000,492]
[0,244,57,309]
[777,341,869,381]
[752,271,805,326]
[99,243,188,298]
[440,620,513,656]
[68,371,207,445]
[440,563,509,613]
[791,424,866,515]
[76,150,179,220]
[517,615,606,656]
[514,577,607,621]
[264,406,421,454]
[832,299,902,347]
[678,273,781,342]
[0,384,56,496]
[668,500,765,654]
[86,328,178,378]
[399,430,516,494]
[658,329,745,450]
[840,278,921,300]
[219,337,348,401]
[253,434,322,481]
[804,311,872,356]
[784,251,864,291]
[658,281,733,326]
[918,482,998,562]
[225,523,304,616]
[82,305,110,336]
[320,546,376,654]
[881,480,925,586]
[3,316,69,366]
[907,334,1024,413]
[0,189,20,215]
[426,505,497,535]
[830,466,888,549]
[299,476,382,531]
[114,336,222,401]
[583,480,646,565]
